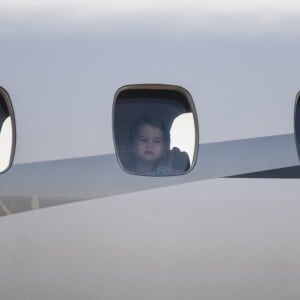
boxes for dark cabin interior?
[114,88,193,174]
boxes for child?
[124,116,172,176]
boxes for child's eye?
[153,139,161,144]
[138,138,148,143]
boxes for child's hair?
[123,115,170,171]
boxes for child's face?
[134,124,164,164]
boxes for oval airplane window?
[113,85,198,176]
[294,91,300,160]
[0,88,16,173]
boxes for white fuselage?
[1,1,300,299]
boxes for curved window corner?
[0,87,16,173]
[113,84,199,177]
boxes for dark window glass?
[113,85,198,176]
[295,92,300,160]
[0,88,15,173]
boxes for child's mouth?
[144,151,154,155]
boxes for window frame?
[112,84,199,176]
[0,87,16,174]
[294,90,300,161]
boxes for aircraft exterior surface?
[1,1,300,299]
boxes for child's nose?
[146,140,154,147]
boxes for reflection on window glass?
[114,85,198,176]
[0,117,12,172]
[170,113,195,163]
[0,88,15,173]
